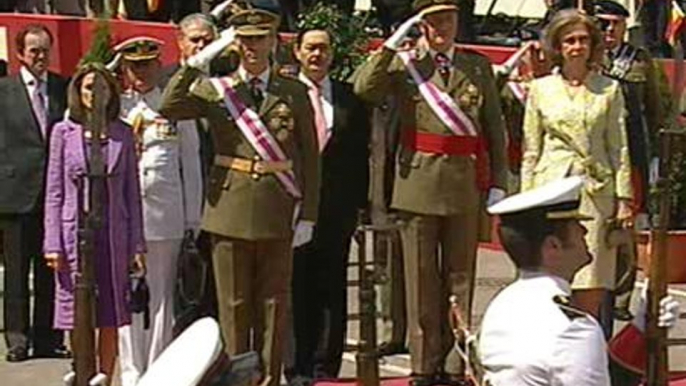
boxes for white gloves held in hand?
[633,284,681,331]
[384,13,423,51]
[187,27,236,69]
[292,220,315,248]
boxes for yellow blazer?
[520,72,632,200]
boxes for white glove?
[487,187,507,207]
[210,0,235,18]
[187,27,236,69]
[383,13,423,51]
[105,52,122,71]
[633,283,681,331]
[292,220,315,248]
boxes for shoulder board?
[553,295,587,320]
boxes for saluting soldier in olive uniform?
[159,9,319,386]
[353,0,507,384]
[595,0,671,322]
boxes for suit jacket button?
[251,173,261,181]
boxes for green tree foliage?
[79,19,114,67]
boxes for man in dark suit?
[0,24,69,362]
[290,27,370,383]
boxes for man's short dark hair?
[15,24,54,53]
[295,28,333,49]
[498,215,573,269]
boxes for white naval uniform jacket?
[121,87,202,241]
[478,271,611,386]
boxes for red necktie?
[435,53,451,86]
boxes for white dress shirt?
[238,65,270,93]
[478,271,610,386]
[20,66,49,113]
[298,73,334,130]
[120,87,203,240]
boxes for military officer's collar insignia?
[553,295,587,320]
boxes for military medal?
[605,45,637,80]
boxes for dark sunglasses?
[189,36,214,45]
[598,18,623,32]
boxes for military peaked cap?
[113,36,164,62]
[594,0,630,17]
[228,9,280,36]
[488,176,591,222]
[412,0,459,16]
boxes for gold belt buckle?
[250,155,262,180]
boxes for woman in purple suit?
[43,63,146,384]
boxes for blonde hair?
[543,9,604,68]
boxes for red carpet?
[314,378,476,386]
[314,375,686,386]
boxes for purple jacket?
[44,118,145,328]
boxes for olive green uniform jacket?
[353,47,507,217]
[160,66,319,240]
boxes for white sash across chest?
[209,77,302,199]
[397,50,478,138]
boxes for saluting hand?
[187,27,237,69]
[383,12,424,51]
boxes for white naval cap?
[488,176,590,220]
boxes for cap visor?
[123,53,159,62]
[236,29,271,37]
[546,210,593,221]
[420,4,458,16]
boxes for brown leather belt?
[214,155,293,180]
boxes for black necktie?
[249,78,263,108]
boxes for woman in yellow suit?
[520,9,633,323]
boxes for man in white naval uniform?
[114,37,203,386]
[479,176,681,386]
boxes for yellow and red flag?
[666,0,686,46]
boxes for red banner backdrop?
[0,13,523,78]
[0,13,180,76]
[1,13,680,88]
